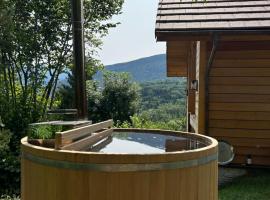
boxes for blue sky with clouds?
[98,0,166,65]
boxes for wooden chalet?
[155,0,270,166]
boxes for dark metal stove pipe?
[71,0,88,120]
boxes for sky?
[98,0,166,65]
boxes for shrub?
[117,115,187,131]
[0,195,20,200]
[27,124,63,140]
[0,129,20,195]
[88,72,141,123]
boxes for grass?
[219,169,270,200]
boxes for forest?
[0,0,188,198]
[133,79,187,131]
[0,0,124,198]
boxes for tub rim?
[22,128,217,155]
[22,128,218,166]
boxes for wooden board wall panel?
[166,41,189,77]
[209,111,270,121]
[209,120,270,130]
[206,40,270,166]
[235,147,270,157]
[209,85,270,95]
[212,59,270,68]
[213,136,270,148]
[167,52,188,58]
[209,103,270,112]
[212,41,270,52]
[167,70,187,77]
[209,77,270,86]
[209,94,270,103]
[210,68,270,77]
[215,50,270,59]
[220,35,270,42]
[232,155,270,166]
[209,128,270,139]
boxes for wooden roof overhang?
[156,0,270,77]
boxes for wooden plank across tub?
[60,129,113,151]
[55,119,113,150]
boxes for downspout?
[205,34,219,135]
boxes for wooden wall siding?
[166,41,189,77]
[233,155,270,166]
[208,40,270,165]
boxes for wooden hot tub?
[21,128,218,200]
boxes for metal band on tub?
[22,152,218,172]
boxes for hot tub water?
[90,131,207,154]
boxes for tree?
[87,71,141,123]
[0,0,124,135]
[0,0,124,195]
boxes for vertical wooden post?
[71,0,88,120]
[187,42,196,132]
[187,42,196,115]
[197,41,207,134]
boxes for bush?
[27,124,63,140]
[118,115,187,131]
[88,72,140,123]
[0,129,20,196]
[0,195,20,200]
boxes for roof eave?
[155,29,270,42]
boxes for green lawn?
[219,169,270,200]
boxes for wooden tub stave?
[21,129,218,200]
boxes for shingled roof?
[156,0,270,37]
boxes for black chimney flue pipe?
[71,0,88,120]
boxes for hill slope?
[95,54,166,82]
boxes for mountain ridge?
[94,54,167,82]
